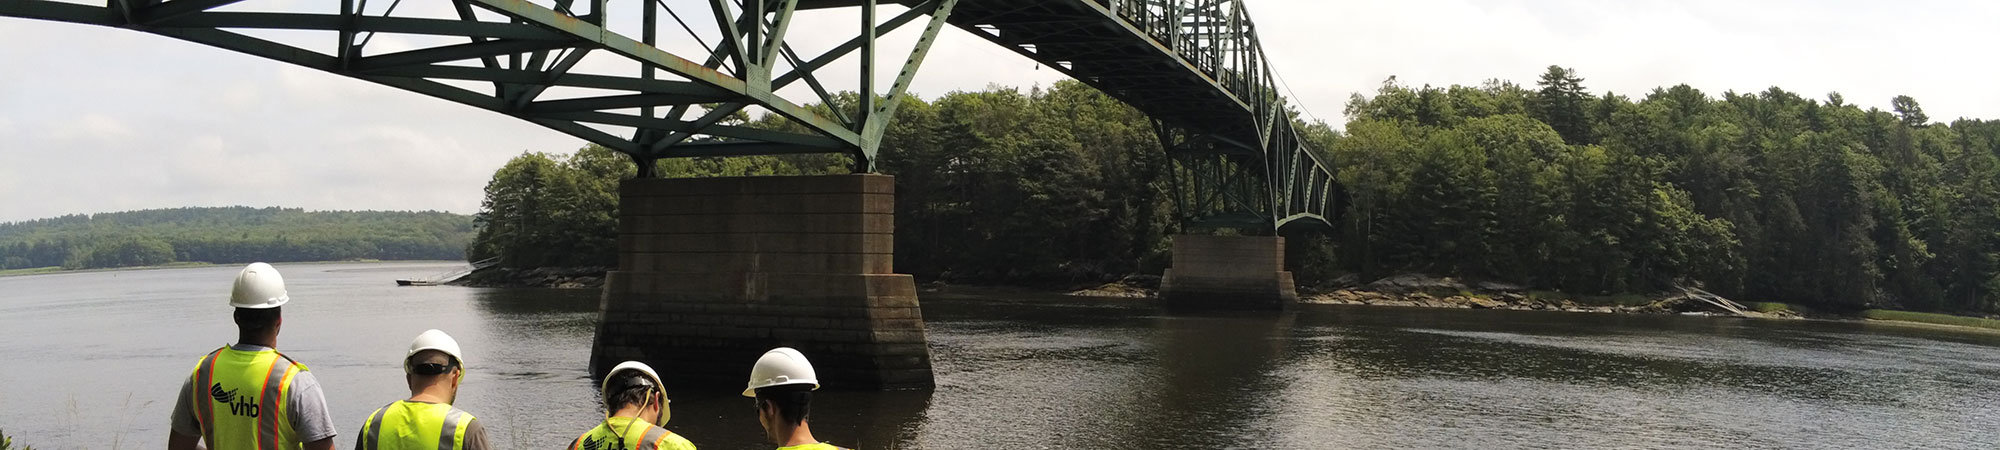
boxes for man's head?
[232,306,282,334]
[405,349,462,401]
[754,384,813,440]
[602,361,669,425]
[229,263,289,342]
[742,347,820,444]
[404,329,465,403]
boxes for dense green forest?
[470,71,2000,313]
[1335,68,2000,313]
[468,81,1171,279]
[0,207,473,270]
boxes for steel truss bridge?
[1,0,1338,230]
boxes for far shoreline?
[0,259,466,279]
[38,261,1993,338]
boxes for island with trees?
[0,206,473,272]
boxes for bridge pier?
[1160,235,1298,310]
[590,174,933,391]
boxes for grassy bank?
[0,266,63,277]
[1860,310,2000,331]
[0,262,218,278]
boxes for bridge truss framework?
[1,0,1338,230]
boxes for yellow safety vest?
[186,346,307,450]
[358,400,474,450]
[569,417,696,450]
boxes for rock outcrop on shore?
[1066,274,1162,298]
[1303,274,1791,318]
[1304,288,1624,313]
[1057,272,1787,318]
[452,266,606,288]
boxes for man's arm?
[168,376,205,450]
[166,430,206,450]
[286,372,340,444]
[303,437,336,450]
[460,417,491,450]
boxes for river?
[2,261,1998,449]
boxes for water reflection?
[6,265,2000,449]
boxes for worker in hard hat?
[355,329,492,450]
[167,262,340,450]
[744,348,846,450]
[568,361,697,450]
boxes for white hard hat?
[229,262,289,309]
[405,329,463,373]
[742,347,819,397]
[603,361,669,423]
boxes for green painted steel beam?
[524,92,744,113]
[770,0,931,89]
[659,141,844,158]
[135,0,244,24]
[361,65,724,96]
[533,111,846,148]
[463,0,858,151]
[152,13,571,41]
[353,39,568,71]
[0,1,120,26]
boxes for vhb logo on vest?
[210,383,260,417]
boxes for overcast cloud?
[1,0,1994,222]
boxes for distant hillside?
[0,207,473,270]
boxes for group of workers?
[166,263,843,450]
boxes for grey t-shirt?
[169,344,339,444]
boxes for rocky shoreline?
[451,266,607,289]
[1066,273,1795,318]
[458,267,1787,319]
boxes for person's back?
[168,263,338,450]
[183,344,314,448]
[358,400,481,450]
[355,329,489,450]
[569,416,695,450]
[571,361,695,450]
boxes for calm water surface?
[3,262,1999,449]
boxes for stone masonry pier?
[590,174,933,391]
[1160,235,1298,309]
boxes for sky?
[1,0,1995,223]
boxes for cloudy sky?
[1,0,1994,223]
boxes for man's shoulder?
[289,370,324,393]
[776,443,849,450]
[656,431,698,450]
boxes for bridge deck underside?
[805,0,1261,148]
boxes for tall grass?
[1,429,38,450]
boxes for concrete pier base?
[1160,235,1298,309]
[590,174,933,391]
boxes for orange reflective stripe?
[635,425,668,450]
[256,357,275,450]
[194,348,224,448]
[256,358,293,450]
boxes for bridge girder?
[0,0,972,173]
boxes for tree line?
[469,73,2000,313]
[469,81,1174,282]
[0,207,474,270]
[1334,67,2000,313]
